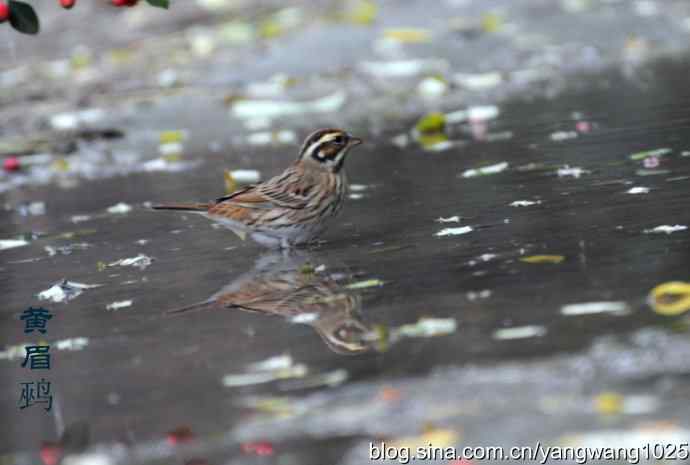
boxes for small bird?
[153,128,362,248]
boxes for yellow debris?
[648,281,690,316]
[346,0,377,25]
[383,28,432,43]
[595,392,623,415]
[520,255,565,264]
[390,428,459,452]
[159,130,185,144]
[415,112,446,134]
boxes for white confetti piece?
[0,238,29,251]
[55,337,89,351]
[454,72,502,90]
[290,313,319,324]
[493,325,547,340]
[550,131,578,141]
[231,91,346,119]
[37,279,102,303]
[626,186,650,194]
[436,216,460,223]
[461,162,508,178]
[643,225,687,234]
[561,301,630,316]
[229,169,261,183]
[108,254,154,270]
[106,300,133,311]
[510,200,541,207]
[395,317,457,338]
[557,165,589,178]
[446,105,500,123]
[435,226,473,237]
[106,202,132,214]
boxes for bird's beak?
[349,137,363,146]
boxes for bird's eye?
[333,135,345,145]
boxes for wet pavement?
[2,1,690,464]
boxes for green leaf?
[146,0,170,8]
[8,1,39,35]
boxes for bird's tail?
[151,203,209,212]
[165,299,216,316]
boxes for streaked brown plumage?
[153,128,362,248]
[167,252,373,355]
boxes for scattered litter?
[415,112,446,134]
[561,301,630,316]
[647,281,690,315]
[636,168,670,176]
[349,193,365,200]
[45,243,91,257]
[436,216,460,223]
[241,441,274,457]
[289,313,319,324]
[222,354,308,387]
[643,225,687,234]
[550,131,578,141]
[435,226,473,236]
[228,169,261,184]
[557,165,589,178]
[391,133,409,148]
[520,255,565,264]
[417,77,448,98]
[37,279,102,303]
[359,59,448,78]
[629,147,671,161]
[1,337,88,361]
[50,108,105,131]
[350,184,368,192]
[493,325,547,340]
[246,130,297,146]
[346,279,385,290]
[55,337,89,351]
[16,201,46,216]
[395,317,457,338]
[231,91,346,119]
[70,215,92,223]
[454,72,502,90]
[510,200,541,207]
[446,105,500,123]
[383,28,432,43]
[390,428,459,451]
[106,300,133,311]
[467,289,492,301]
[141,157,200,173]
[461,161,508,178]
[626,186,650,194]
[345,0,377,24]
[246,74,294,98]
[106,203,132,215]
[0,238,29,251]
[594,392,623,415]
[279,368,348,390]
[643,156,660,168]
[108,254,154,271]
[159,130,186,144]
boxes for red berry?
[0,2,9,23]
[111,0,138,6]
[60,0,76,9]
[3,156,20,172]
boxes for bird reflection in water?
[167,252,374,355]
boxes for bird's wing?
[213,167,313,211]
